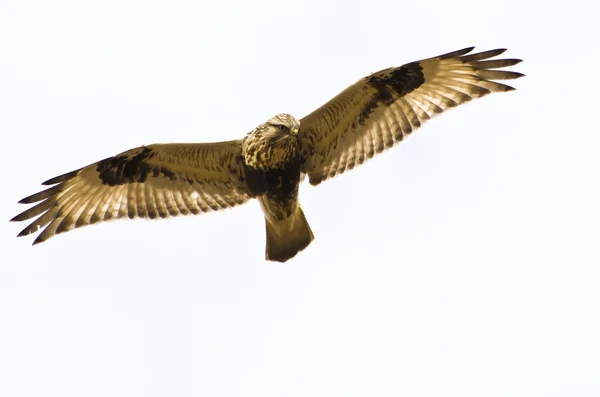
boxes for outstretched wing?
[12,140,251,244]
[298,47,524,185]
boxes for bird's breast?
[242,133,301,169]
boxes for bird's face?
[242,113,301,170]
[263,113,300,140]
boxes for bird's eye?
[277,125,287,131]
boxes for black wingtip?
[42,169,80,185]
[437,46,475,59]
[485,48,508,57]
[16,222,41,237]
[17,228,31,237]
[18,185,61,204]
[10,214,22,222]
[460,48,511,63]
[32,233,47,245]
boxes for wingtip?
[42,178,59,186]
[437,46,476,59]
[16,223,41,237]
[17,228,30,238]
[32,235,45,245]
[42,169,81,185]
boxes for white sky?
[1,1,599,396]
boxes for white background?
[1,1,599,396]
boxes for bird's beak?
[292,127,299,135]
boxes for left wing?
[11,141,251,245]
[298,47,523,185]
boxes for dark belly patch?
[244,160,301,202]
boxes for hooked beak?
[292,127,299,135]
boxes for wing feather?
[299,47,523,185]
[135,181,148,218]
[152,184,169,219]
[12,140,252,244]
[19,185,62,204]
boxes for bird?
[11,47,523,262]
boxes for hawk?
[11,47,523,262]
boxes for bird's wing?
[12,140,251,244]
[298,47,523,185]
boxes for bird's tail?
[265,206,314,262]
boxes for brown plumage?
[12,47,523,262]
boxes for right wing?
[298,47,523,185]
[11,140,252,244]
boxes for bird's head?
[264,113,300,137]
[242,113,301,170]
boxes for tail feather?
[265,207,314,262]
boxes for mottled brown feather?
[299,47,523,185]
